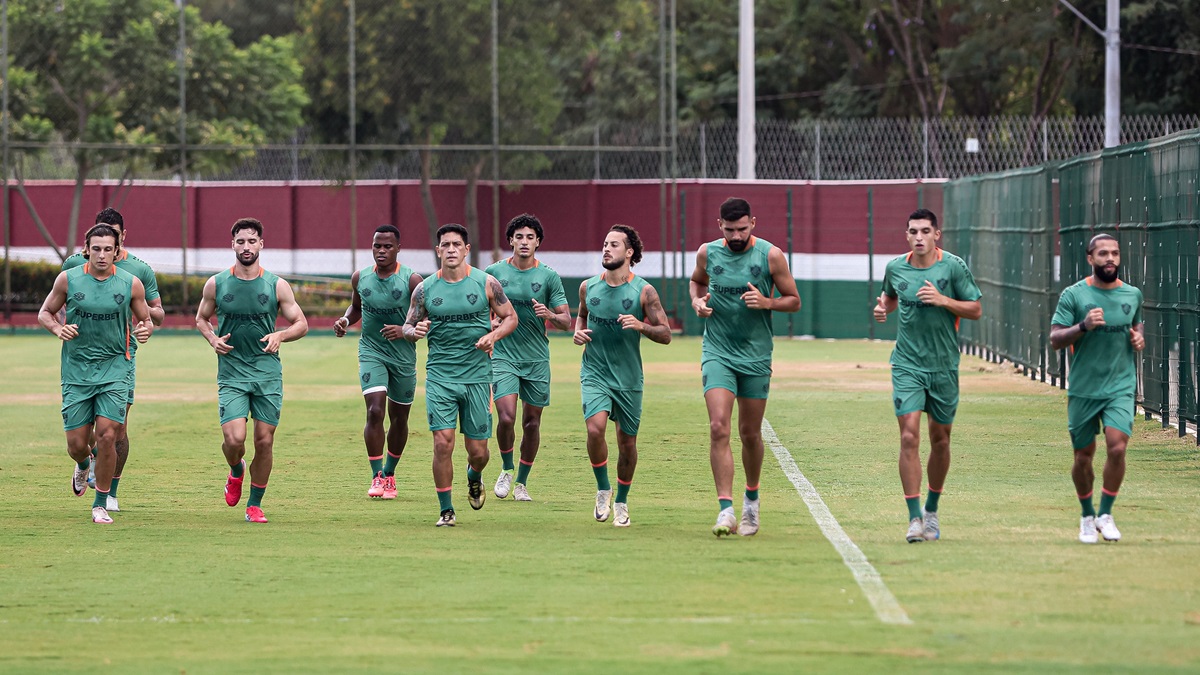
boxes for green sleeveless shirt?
[214,267,282,383]
[61,265,135,386]
[357,263,417,374]
[423,267,493,384]
[702,236,776,375]
[580,273,648,391]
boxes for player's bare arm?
[915,280,982,320]
[1130,322,1145,351]
[478,274,518,353]
[628,284,672,345]
[130,277,154,344]
[402,281,430,342]
[37,272,76,340]
[689,245,713,317]
[261,279,309,353]
[146,297,165,327]
[195,276,233,355]
[534,299,572,331]
[333,270,363,338]
[764,247,801,313]
[573,280,592,345]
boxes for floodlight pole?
[2,0,10,322]
[1058,0,1120,148]
[491,0,500,263]
[177,0,189,308]
[737,0,755,179]
[348,0,358,271]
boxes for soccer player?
[574,224,672,528]
[485,214,571,502]
[689,197,801,537]
[873,209,982,543]
[38,224,153,524]
[62,207,164,511]
[1050,234,1144,544]
[195,218,308,524]
[402,223,517,527]
[334,225,424,499]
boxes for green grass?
[1,335,1198,674]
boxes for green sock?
[719,498,733,511]
[500,449,515,471]
[109,477,120,498]
[615,480,631,504]
[230,461,245,478]
[437,489,453,512]
[515,460,532,485]
[925,488,941,513]
[1098,491,1117,516]
[1079,493,1096,517]
[466,466,482,483]
[247,485,266,508]
[369,456,383,477]
[93,489,108,509]
[383,452,401,477]
[745,487,759,502]
[592,463,611,491]
[905,495,922,520]
[77,459,90,471]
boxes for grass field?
[1,334,1198,674]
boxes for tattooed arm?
[401,281,430,342]
[637,283,673,345]
[476,274,518,353]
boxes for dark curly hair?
[609,224,643,267]
[506,213,544,242]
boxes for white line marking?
[763,418,913,626]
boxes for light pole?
[1059,0,1120,148]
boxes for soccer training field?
[1,334,1197,674]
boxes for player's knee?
[497,408,517,427]
[1105,442,1127,460]
[709,418,731,441]
[365,404,386,426]
[899,428,920,449]
[521,416,541,433]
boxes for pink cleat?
[224,462,245,507]
[92,506,113,524]
[382,475,398,500]
[245,506,268,523]
[368,472,385,498]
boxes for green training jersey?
[61,265,135,386]
[580,274,648,391]
[1052,277,1143,398]
[64,249,159,357]
[485,258,568,364]
[701,236,776,375]
[423,267,492,385]
[214,267,281,383]
[881,248,982,373]
[357,263,417,374]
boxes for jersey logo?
[936,278,948,291]
[702,374,708,386]
[589,296,600,307]
[713,265,725,276]
[433,297,444,306]
[467,293,479,305]
[500,279,509,287]
[404,389,413,399]
[897,281,908,291]
[531,282,542,293]
[73,292,86,302]
[221,293,235,303]
[1122,303,1131,315]
[361,288,373,297]
[113,293,125,305]
[894,397,902,409]
[257,293,269,305]
[391,289,404,300]
[750,265,762,277]
[362,372,371,383]
[622,298,634,311]
[1084,303,1098,312]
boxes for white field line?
[762,418,913,626]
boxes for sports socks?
[383,450,402,477]
[93,489,108,509]
[466,466,482,483]
[718,497,733,511]
[247,484,267,508]
[368,454,383,477]
[925,487,941,513]
[76,458,91,471]
[592,461,611,491]
[615,478,631,504]
[905,494,922,520]
[516,458,533,485]
[230,460,245,479]
[1078,490,1096,517]
[500,448,515,471]
[1098,488,1117,516]
[745,484,759,501]
[437,487,453,512]
[109,476,121,498]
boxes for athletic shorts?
[1068,394,1135,450]
[581,380,643,437]
[701,359,771,399]
[360,356,416,405]
[426,379,493,439]
[492,359,551,407]
[61,381,128,431]
[125,357,137,405]
[219,379,283,427]
[891,365,959,425]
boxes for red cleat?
[368,471,385,498]
[245,506,268,523]
[225,462,245,507]
[382,475,398,500]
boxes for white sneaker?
[86,454,96,489]
[1079,515,1098,544]
[594,489,612,522]
[435,509,456,527]
[513,483,532,502]
[1095,513,1121,542]
[92,506,113,524]
[712,507,738,537]
[922,509,940,541]
[739,498,760,536]
[494,471,513,499]
[906,517,925,543]
[72,464,89,497]
[106,496,120,512]
[613,502,630,527]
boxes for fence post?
[923,119,929,179]
[594,126,601,180]
[787,188,794,337]
[867,188,875,340]
[814,122,821,180]
[699,122,706,180]
[1043,119,1049,163]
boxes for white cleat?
[435,509,457,527]
[1095,513,1121,542]
[594,489,613,522]
[613,502,630,527]
[906,517,925,543]
[92,506,113,524]
[739,498,760,536]
[712,507,738,537]
[72,464,89,497]
[1079,515,1098,544]
[513,483,532,502]
[494,471,513,499]
[106,496,120,512]
[922,509,940,541]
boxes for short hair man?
[38,224,153,523]
[334,224,424,500]
[195,218,309,523]
[574,224,672,528]
[688,197,801,537]
[874,209,982,543]
[1049,234,1144,544]
[485,214,571,502]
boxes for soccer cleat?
[712,507,738,537]
[494,471,513,499]
[92,506,113,524]
[368,472,386,498]
[467,478,486,510]
[613,502,631,527]
[513,483,532,502]
[906,517,925,543]
[739,498,760,536]
[594,489,613,522]
[106,496,120,512]
[245,506,268,523]
[436,509,457,527]
[72,464,89,497]
[382,475,398,500]
[1095,513,1121,542]
[922,509,940,541]
[1079,515,1098,544]
[86,454,96,489]
[224,472,244,507]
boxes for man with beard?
[195,218,309,523]
[874,209,982,543]
[689,197,801,537]
[334,225,424,499]
[485,214,571,502]
[574,224,672,528]
[1050,234,1144,544]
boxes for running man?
[62,207,164,511]
[574,224,672,528]
[334,224,424,499]
[689,197,800,537]
[402,223,517,527]
[485,214,571,502]
[38,224,153,524]
[195,218,308,524]
[873,208,982,543]
[1050,234,1144,544]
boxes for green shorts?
[219,379,283,427]
[891,365,959,425]
[426,379,493,439]
[125,356,137,405]
[61,381,128,431]
[360,356,416,405]
[701,359,771,399]
[1068,394,1135,450]
[492,359,551,407]
[581,380,643,436]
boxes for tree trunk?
[463,157,486,268]
[418,137,441,270]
